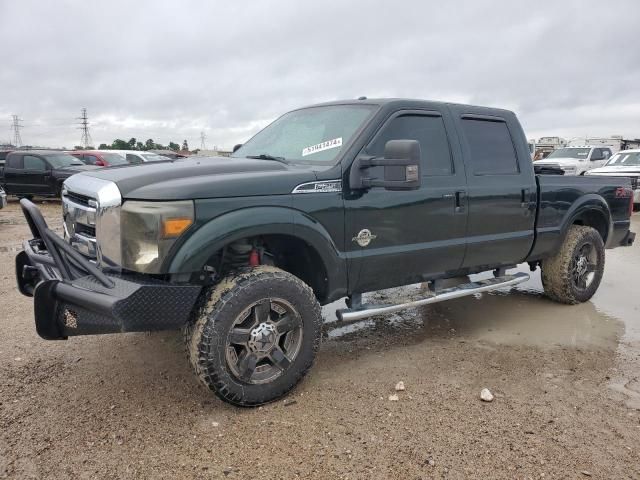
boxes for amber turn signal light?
[162,217,193,238]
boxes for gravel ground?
[1,200,639,479]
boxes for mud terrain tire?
[541,225,605,304]
[184,266,322,407]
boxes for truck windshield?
[44,153,84,167]
[547,148,590,159]
[605,151,640,166]
[232,104,376,165]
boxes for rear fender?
[559,194,612,245]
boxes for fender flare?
[166,206,347,299]
[558,194,612,245]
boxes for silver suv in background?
[534,146,612,175]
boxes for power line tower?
[200,131,207,150]
[11,114,23,147]
[77,108,92,148]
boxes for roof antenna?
[357,96,367,100]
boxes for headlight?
[120,200,194,273]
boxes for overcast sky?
[2,0,640,149]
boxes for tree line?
[95,138,189,152]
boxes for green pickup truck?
[16,98,635,406]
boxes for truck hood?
[80,156,319,200]
[587,165,640,175]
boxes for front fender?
[167,206,347,299]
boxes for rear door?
[449,107,536,268]
[345,108,468,293]
[21,155,51,195]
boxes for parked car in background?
[586,149,640,208]
[534,146,612,175]
[69,150,130,167]
[108,150,171,164]
[0,150,98,199]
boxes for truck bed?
[529,174,633,260]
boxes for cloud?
[1,0,640,148]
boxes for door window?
[590,148,608,161]
[366,114,453,176]
[23,155,46,170]
[84,155,99,165]
[461,119,519,175]
[6,155,22,168]
[126,154,142,164]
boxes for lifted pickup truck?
[16,99,635,406]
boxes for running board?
[336,272,530,322]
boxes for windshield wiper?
[246,154,288,164]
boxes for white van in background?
[533,146,612,175]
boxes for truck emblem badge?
[352,229,377,247]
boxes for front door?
[344,109,468,293]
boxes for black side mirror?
[349,139,421,191]
[233,144,242,153]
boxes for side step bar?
[336,272,530,322]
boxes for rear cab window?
[460,118,519,175]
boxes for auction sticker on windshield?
[302,137,342,157]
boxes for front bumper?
[15,199,201,340]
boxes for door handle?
[442,193,455,199]
[455,191,466,213]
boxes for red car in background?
[69,150,129,167]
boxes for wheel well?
[572,209,608,242]
[207,235,329,303]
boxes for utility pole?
[11,114,23,147]
[77,108,92,148]
[200,131,207,150]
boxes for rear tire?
[541,225,605,304]
[184,266,322,407]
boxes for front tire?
[185,266,322,406]
[541,225,605,304]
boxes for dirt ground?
[1,200,640,479]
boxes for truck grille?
[631,177,639,189]
[62,189,98,258]
[64,191,93,207]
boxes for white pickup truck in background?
[534,146,612,175]
[586,149,640,207]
